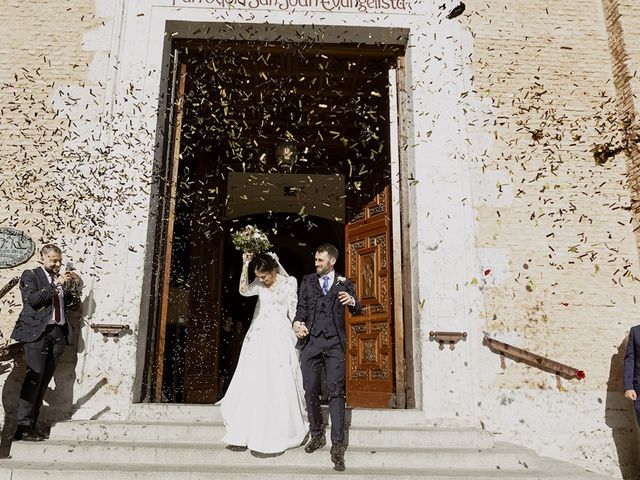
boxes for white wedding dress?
[219,273,307,453]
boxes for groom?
[293,243,362,471]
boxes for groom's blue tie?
[322,275,330,295]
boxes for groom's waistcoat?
[310,290,339,338]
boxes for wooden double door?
[345,186,396,408]
[145,41,408,408]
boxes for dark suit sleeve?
[293,276,310,324]
[345,279,362,316]
[20,269,56,310]
[624,328,636,391]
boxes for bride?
[218,251,307,454]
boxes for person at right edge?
[624,325,640,425]
[292,243,362,472]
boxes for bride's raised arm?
[239,252,258,296]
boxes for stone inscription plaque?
[0,228,35,268]
[171,0,408,13]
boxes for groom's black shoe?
[34,426,50,440]
[304,435,326,453]
[14,427,44,442]
[331,443,346,472]
[227,445,247,452]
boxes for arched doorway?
[143,40,410,407]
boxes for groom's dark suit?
[294,272,361,445]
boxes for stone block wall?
[467,0,640,476]
[0,0,112,442]
[0,0,103,340]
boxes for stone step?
[9,440,538,471]
[50,419,495,449]
[0,459,611,480]
[127,404,440,428]
[127,404,223,423]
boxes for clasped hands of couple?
[241,251,354,340]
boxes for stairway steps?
[50,419,495,449]
[3,405,613,479]
[127,404,435,428]
[0,460,609,480]
[8,440,539,470]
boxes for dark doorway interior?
[154,40,397,403]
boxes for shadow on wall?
[0,353,25,457]
[0,293,105,457]
[606,335,640,479]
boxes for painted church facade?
[1,0,640,477]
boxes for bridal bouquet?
[231,225,272,254]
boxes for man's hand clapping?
[55,272,74,285]
[53,273,71,287]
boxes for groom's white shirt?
[318,270,335,289]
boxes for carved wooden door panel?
[345,185,394,408]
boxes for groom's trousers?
[300,331,346,445]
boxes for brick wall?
[468,0,640,476]
[604,0,640,245]
[0,0,100,342]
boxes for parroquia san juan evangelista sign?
[171,0,409,13]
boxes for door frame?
[390,57,416,408]
[141,40,416,407]
[140,48,187,402]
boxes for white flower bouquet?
[231,225,272,254]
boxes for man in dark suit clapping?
[11,244,82,442]
[293,243,361,471]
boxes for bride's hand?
[242,252,253,265]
